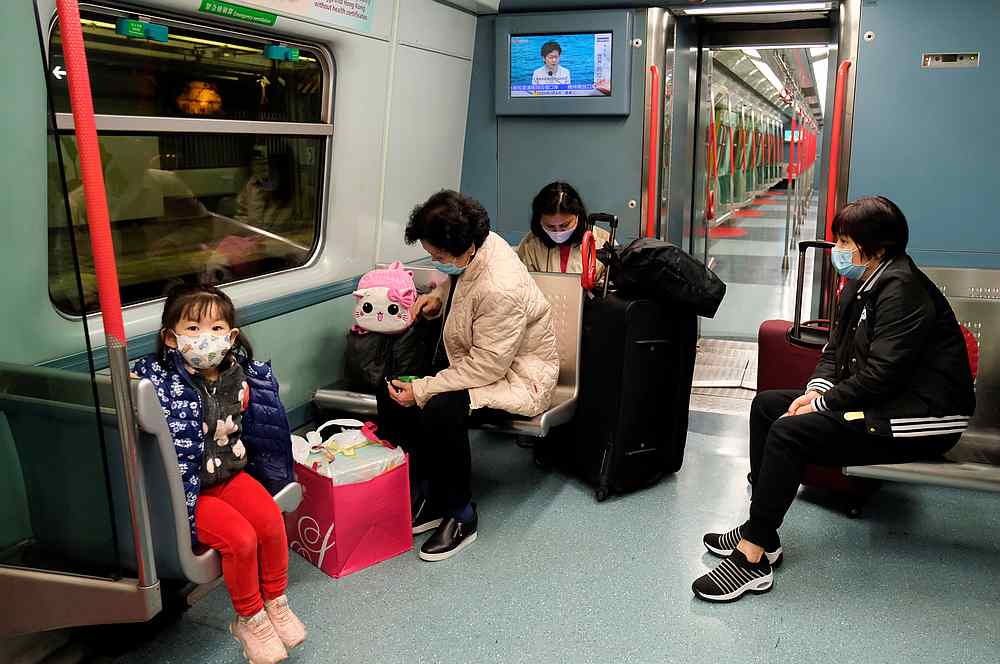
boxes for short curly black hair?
[405,190,491,257]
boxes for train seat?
[133,378,302,584]
[843,427,1000,493]
[843,457,1000,493]
[0,363,304,585]
[843,320,1000,494]
[313,269,584,439]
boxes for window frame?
[46,1,336,320]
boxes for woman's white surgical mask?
[175,333,232,369]
[544,227,575,245]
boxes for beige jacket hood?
[411,232,559,417]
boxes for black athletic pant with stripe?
[744,390,960,548]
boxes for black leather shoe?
[418,503,478,561]
[411,496,443,535]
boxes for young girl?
[132,284,305,663]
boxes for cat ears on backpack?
[385,260,413,277]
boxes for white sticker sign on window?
[242,0,376,33]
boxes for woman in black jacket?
[692,196,976,603]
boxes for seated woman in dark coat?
[691,196,976,603]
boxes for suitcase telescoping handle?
[586,213,619,297]
[791,240,834,339]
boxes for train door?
[689,8,838,342]
[0,111,160,637]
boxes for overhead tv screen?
[509,32,613,98]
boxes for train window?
[48,10,325,122]
[47,6,332,315]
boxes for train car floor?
[701,187,820,341]
[80,413,1000,664]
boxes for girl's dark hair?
[541,41,562,58]
[530,181,588,248]
[156,284,253,362]
[831,195,909,260]
[405,190,491,256]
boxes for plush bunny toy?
[351,261,417,334]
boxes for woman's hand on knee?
[410,294,442,320]
[787,390,821,416]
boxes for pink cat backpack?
[352,262,417,335]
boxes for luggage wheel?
[595,486,610,502]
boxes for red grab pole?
[644,65,660,238]
[825,60,853,240]
[55,0,158,589]
[789,112,797,179]
[55,0,125,343]
[706,107,717,220]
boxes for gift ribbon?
[309,421,396,470]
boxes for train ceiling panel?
[450,0,500,13]
[714,47,826,127]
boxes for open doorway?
[680,7,841,412]
[696,44,832,341]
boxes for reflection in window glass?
[50,135,323,315]
[46,6,330,315]
[49,10,324,123]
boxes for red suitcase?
[757,241,877,516]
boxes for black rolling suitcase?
[551,213,699,501]
[572,294,698,501]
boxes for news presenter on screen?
[532,41,571,85]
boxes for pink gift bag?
[284,455,413,578]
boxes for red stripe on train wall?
[56,0,126,343]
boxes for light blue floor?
[111,414,1000,664]
[697,282,793,340]
[701,190,819,340]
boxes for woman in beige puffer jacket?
[377,190,558,563]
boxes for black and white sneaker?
[703,524,783,566]
[411,496,443,535]
[692,548,774,603]
[418,504,478,562]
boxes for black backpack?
[598,238,727,318]
[343,317,441,391]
